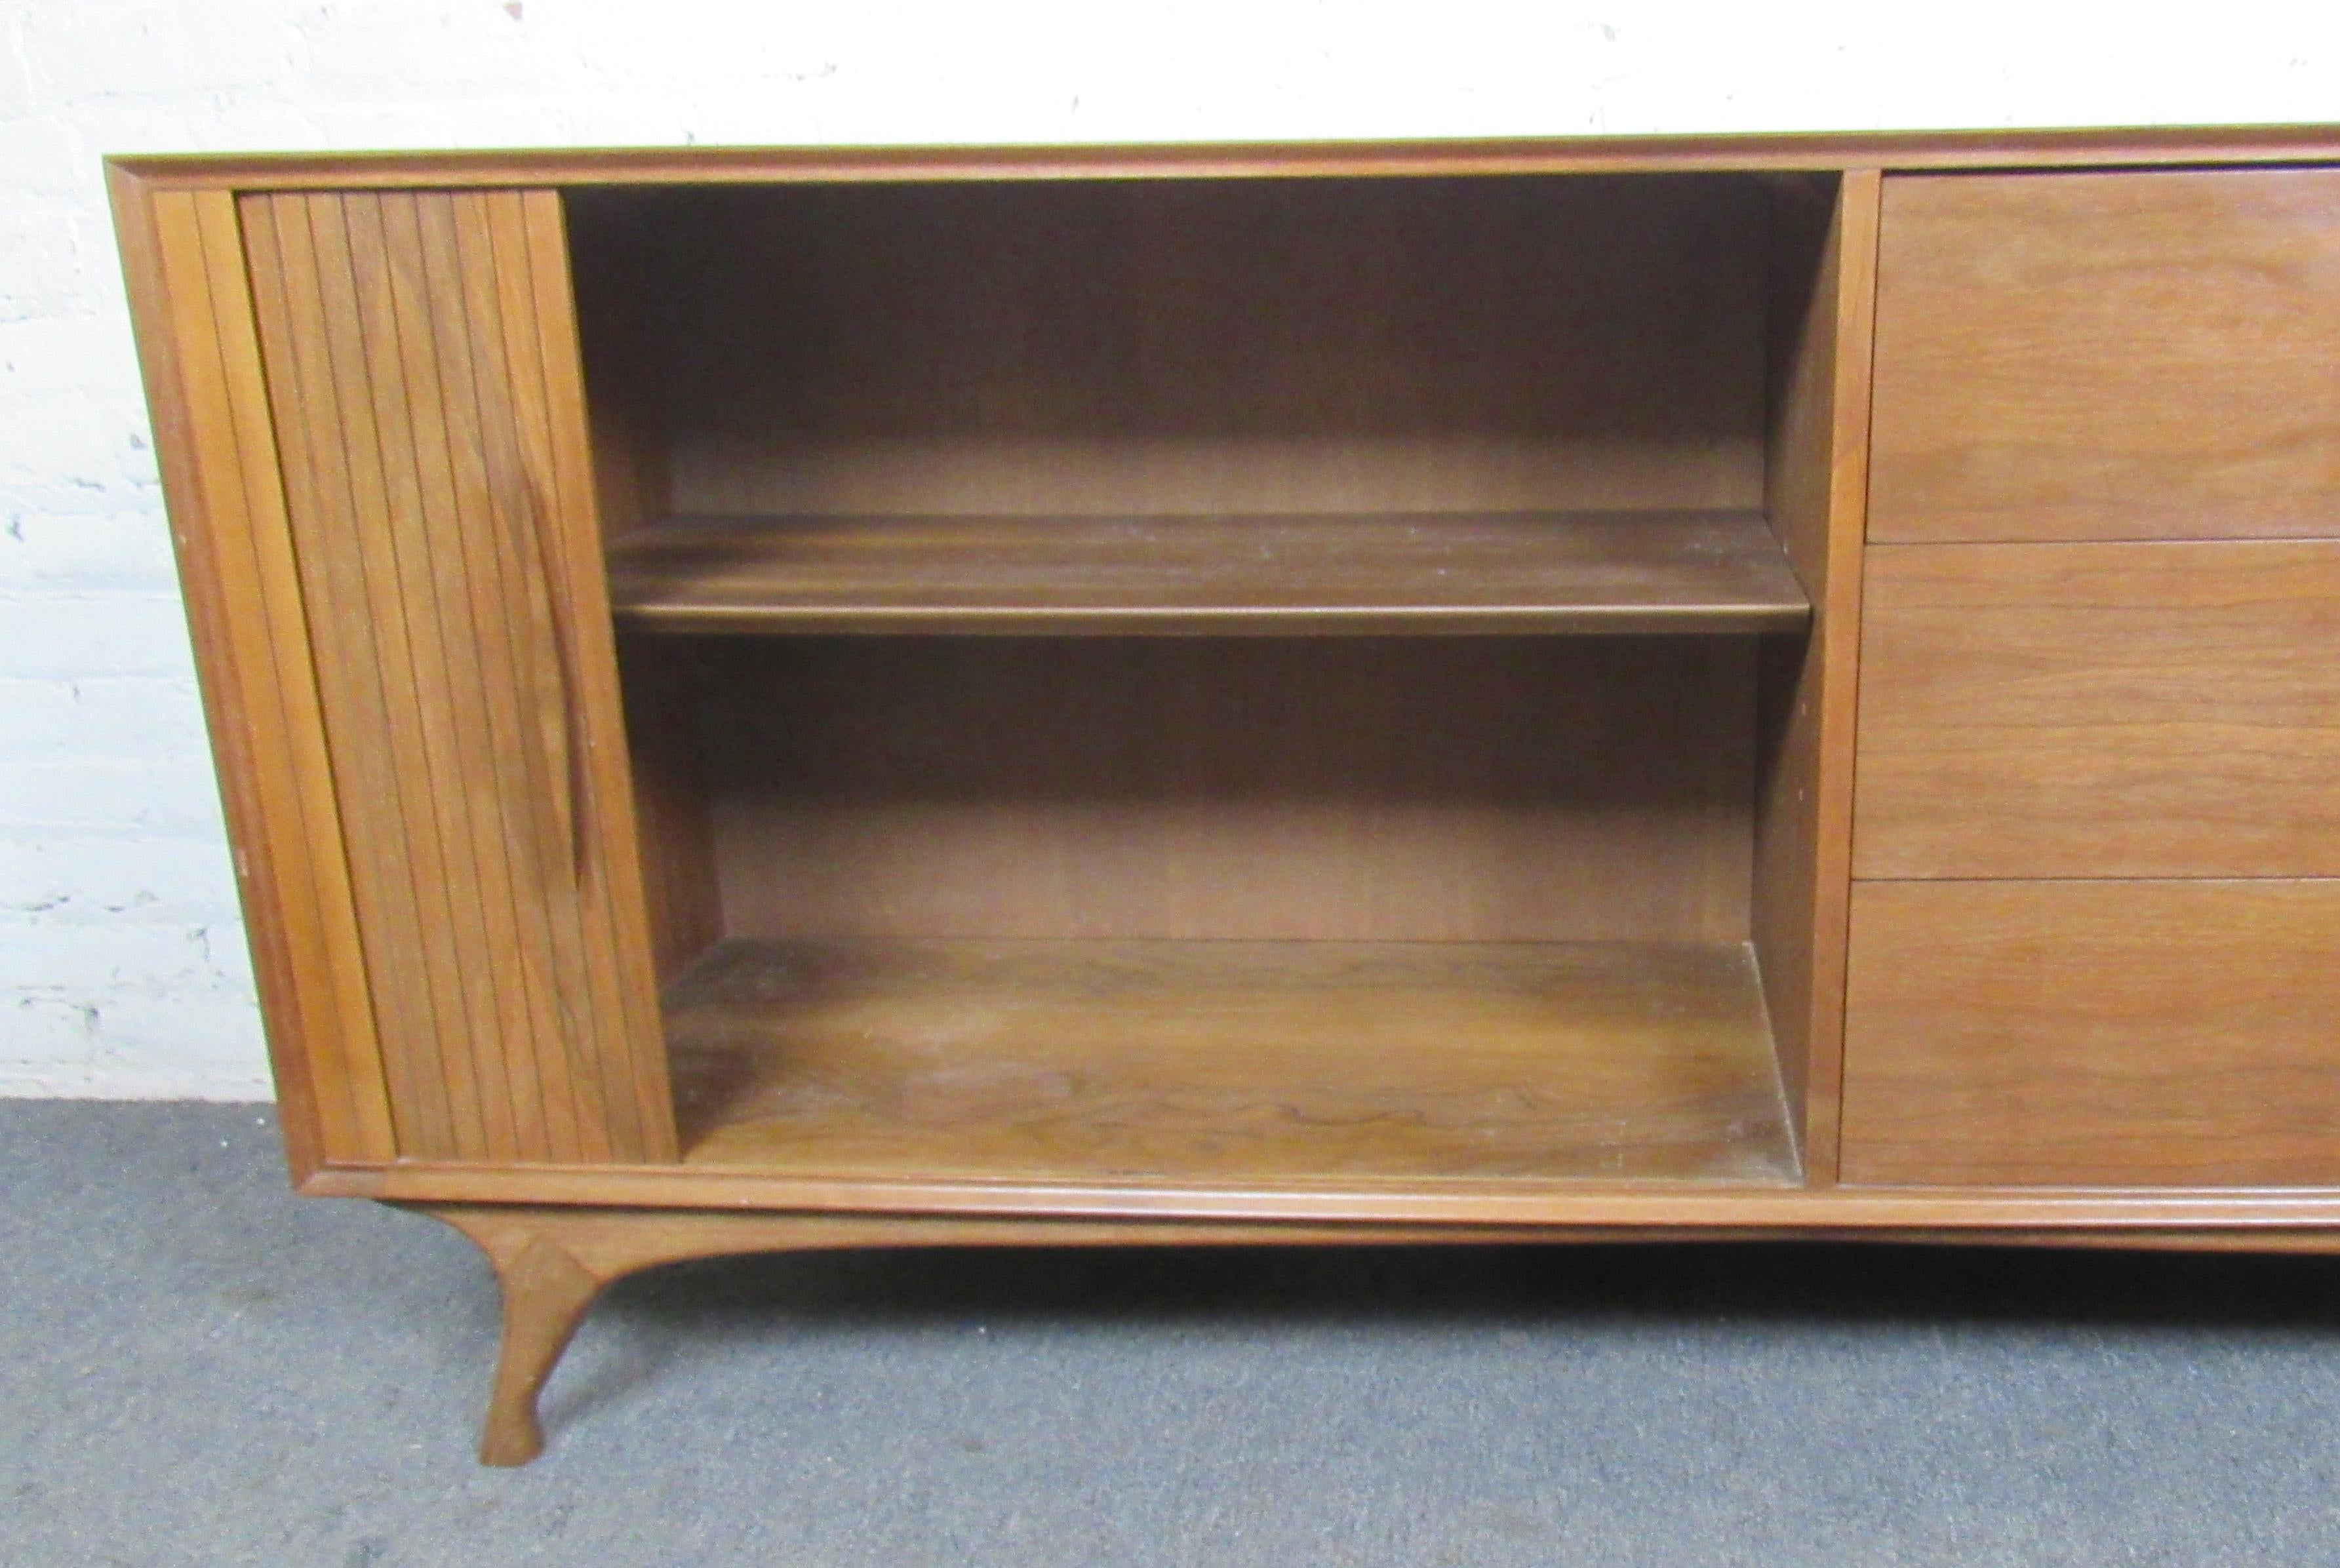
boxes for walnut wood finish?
[109,177,396,1173]
[239,190,675,1163]
[1871,169,2340,543]
[664,936,1797,1184]
[604,511,1810,636]
[696,635,1756,946]
[1854,541,2340,879]
[1841,880,2340,1187]
[1751,172,1880,1179]
[104,130,2340,1468]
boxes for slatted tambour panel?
[240,189,676,1164]
[133,189,397,1170]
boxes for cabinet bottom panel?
[662,936,1799,1186]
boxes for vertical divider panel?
[1754,169,1882,1184]
[241,187,678,1165]
[113,177,398,1173]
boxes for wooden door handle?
[517,478,585,888]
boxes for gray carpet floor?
[5,1101,2340,1566]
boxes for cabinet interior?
[566,170,1846,1188]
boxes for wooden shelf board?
[606,510,1810,635]
[665,937,1798,1185]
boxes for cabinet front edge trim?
[103,126,2340,191]
[304,1163,2340,1228]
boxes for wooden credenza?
[109,129,2340,1464]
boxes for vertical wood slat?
[119,180,397,1169]
[418,192,561,1164]
[455,195,595,1162]
[241,187,678,1164]
[284,191,470,1158]
[343,189,498,1159]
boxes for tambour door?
[127,183,675,1168]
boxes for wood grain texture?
[1842,880,2340,1188]
[1871,169,2340,542]
[1751,170,1879,1181]
[241,189,675,1164]
[605,511,1809,635]
[577,176,1769,520]
[665,937,1796,1185]
[695,635,1756,945]
[113,177,395,1173]
[1853,541,2340,880]
[106,123,2340,193]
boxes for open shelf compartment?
[669,937,1796,1184]
[570,167,1855,1193]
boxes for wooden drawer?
[1842,880,2340,1187]
[1853,540,2340,880]
[1871,169,2340,542]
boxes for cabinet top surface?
[106,123,2340,189]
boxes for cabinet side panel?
[614,638,722,984]
[115,179,396,1169]
[563,193,721,987]
[241,189,675,1164]
[1753,170,1878,1181]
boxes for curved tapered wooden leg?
[475,1232,603,1465]
[420,1207,615,1466]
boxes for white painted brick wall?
[3,0,2337,1100]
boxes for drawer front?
[1842,880,2340,1186]
[1853,540,2340,880]
[1871,168,2340,543]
